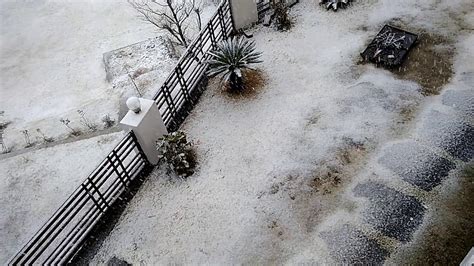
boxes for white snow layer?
[91,0,473,264]
[0,132,124,263]
[0,0,217,151]
[0,0,217,263]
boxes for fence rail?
[9,1,234,264]
[256,0,299,23]
[256,0,271,22]
[10,132,149,264]
[153,0,234,131]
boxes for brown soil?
[309,138,367,194]
[222,69,267,99]
[392,32,454,95]
[261,137,369,232]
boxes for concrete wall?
[120,98,168,165]
[229,0,258,30]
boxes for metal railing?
[153,0,234,131]
[9,1,235,264]
[256,0,271,22]
[10,132,149,264]
[256,0,299,23]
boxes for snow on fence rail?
[153,0,234,131]
[9,132,149,264]
[256,0,271,22]
[9,1,234,264]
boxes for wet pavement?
[320,87,473,264]
[320,224,389,265]
[353,182,426,243]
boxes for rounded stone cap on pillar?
[126,97,141,113]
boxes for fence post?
[120,98,168,165]
[228,0,258,30]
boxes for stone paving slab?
[353,182,426,242]
[378,140,456,191]
[442,89,474,117]
[416,110,474,162]
[320,224,389,265]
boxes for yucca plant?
[207,37,263,91]
[319,0,352,11]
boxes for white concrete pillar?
[229,0,258,30]
[120,98,167,165]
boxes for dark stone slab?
[417,110,474,162]
[353,182,426,242]
[107,257,132,266]
[320,224,389,265]
[361,25,418,67]
[379,140,456,191]
[442,89,474,117]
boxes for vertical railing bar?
[87,177,109,210]
[129,131,149,166]
[226,0,237,31]
[82,183,104,213]
[113,149,131,184]
[218,5,227,39]
[208,19,217,49]
[107,155,127,188]
[162,84,178,124]
[176,65,190,102]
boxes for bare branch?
[128,0,203,48]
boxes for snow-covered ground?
[0,0,217,263]
[91,0,474,264]
[0,0,217,150]
[0,0,157,150]
[0,132,124,263]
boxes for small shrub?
[208,37,263,91]
[273,2,291,31]
[60,118,81,136]
[319,0,352,11]
[0,128,11,154]
[102,114,115,128]
[157,131,196,178]
[77,109,97,131]
[36,128,54,143]
[21,130,34,148]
